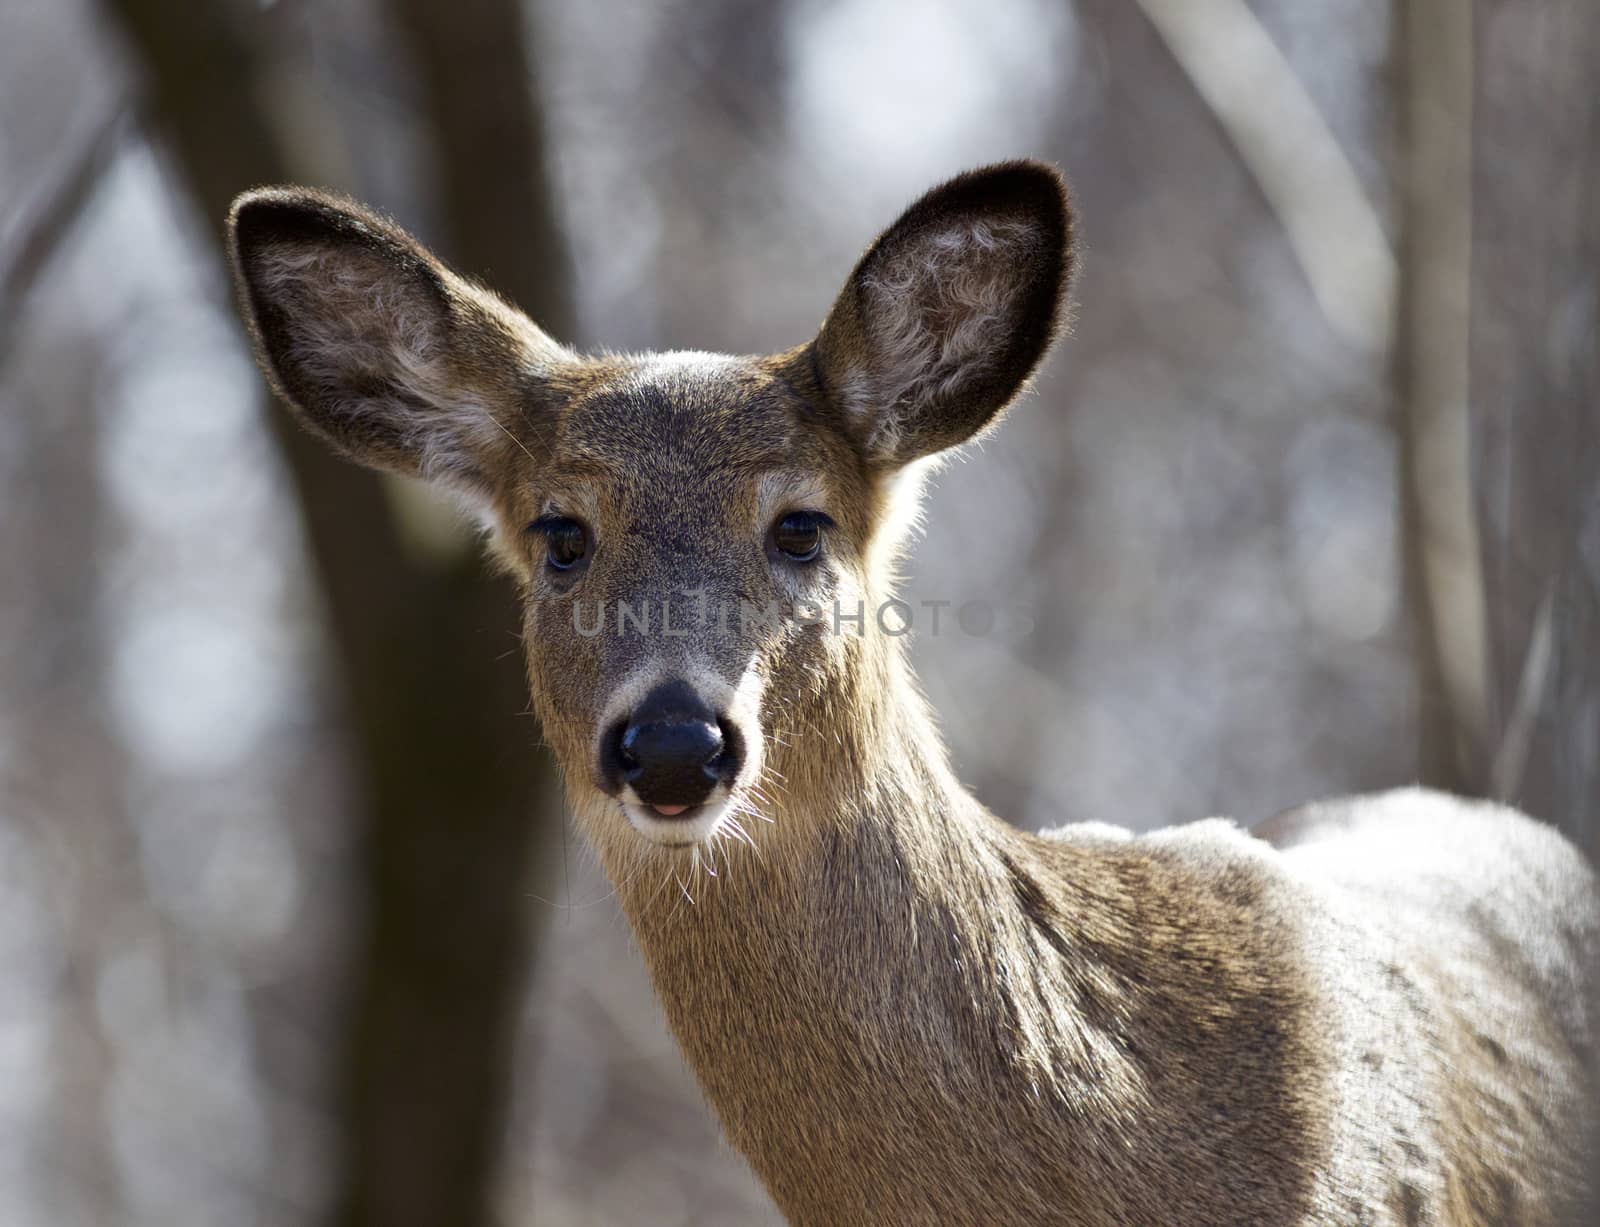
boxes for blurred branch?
[99,2,559,1225]
[1470,0,1600,850]
[1491,587,1555,799]
[0,107,130,355]
[1137,0,1396,355]
[1397,0,1490,791]
[1143,0,1490,791]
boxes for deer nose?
[604,680,742,814]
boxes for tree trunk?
[100,2,564,1223]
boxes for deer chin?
[620,790,739,847]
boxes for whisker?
[485,411,538,464]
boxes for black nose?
[600,680,743,813]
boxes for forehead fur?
[548,351,837,480]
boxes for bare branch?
[0,107,131,351]
[1136,0,1396,355]
[1397,0,1491,790]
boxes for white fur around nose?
[846,217,1036,450]
[600,659,767,850]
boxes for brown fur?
[228,163,1599,1225]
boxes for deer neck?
[593,627,1327,1224]
[599,631,1126,1211]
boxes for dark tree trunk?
[100,1,565,1223]
[390,0,573,325]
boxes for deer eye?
[772,511,826,562]
[532,516,589,570]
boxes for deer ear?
[811,162,1075,467]
[227,188,569,501]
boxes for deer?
[227,162,1598,1226]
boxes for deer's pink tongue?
[652,804,689,817]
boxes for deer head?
[228,163,1073,865]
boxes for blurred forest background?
[0,0,1594,1223]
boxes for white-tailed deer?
[228,163,1598,1225]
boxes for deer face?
[228,163,1073,851]
[510,351,869,847]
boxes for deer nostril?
[707,718,743,784]
[617,728,640,771]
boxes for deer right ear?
[811,162,1075,468]
[227,188,570,502]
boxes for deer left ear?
[227,187,572,505]
[811,161,1075,467]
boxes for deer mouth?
[619,792,737,847]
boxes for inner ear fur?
[228,188,567,497]
[811,161,1075,467]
